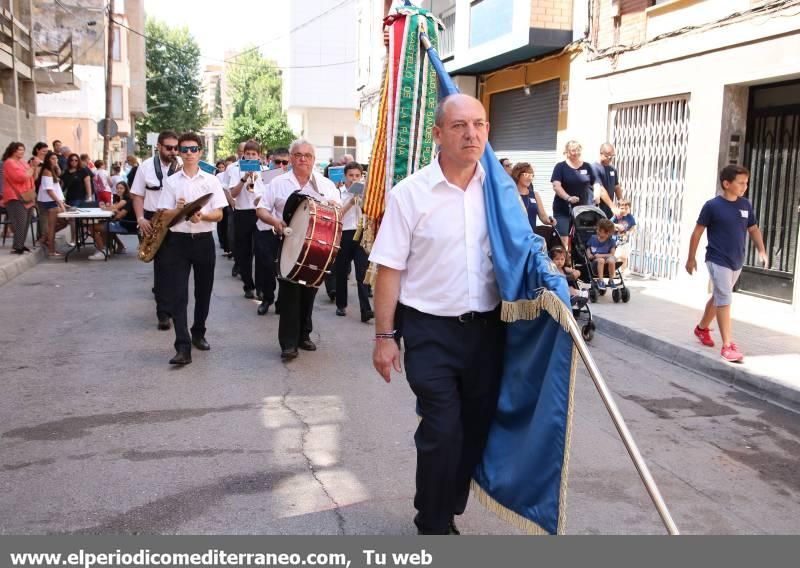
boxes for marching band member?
[228,142,246,278]
[334,161,373,322]
[227,139,263,300]
[131,130,180,330]
[156,133,228,365]
[256,139,341,360]
[254,148,290,316]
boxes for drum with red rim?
[278,195,342,287]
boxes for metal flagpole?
[419,27,680,537]
[564,314,680,535]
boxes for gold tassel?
[500,290,572,331]
[470,480,551,535]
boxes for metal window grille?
[439,9,455,59]
[610,95,690,279]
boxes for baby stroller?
[534,224,596,341]
[570,205,631,304]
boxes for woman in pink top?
[2,142,38,255]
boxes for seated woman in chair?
[89,181,136,260]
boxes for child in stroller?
[570,205,631,304]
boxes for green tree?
[218,48,296,155]
[135,18,207,154]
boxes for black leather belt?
[170,231,212,240]
[402,305,498,324]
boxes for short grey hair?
[434,95,457,127]
[289,138,315,155]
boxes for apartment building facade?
[578,0,800,305]
[34,0,145,163]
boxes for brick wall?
[531,0,574,31]
[595,0,650,51]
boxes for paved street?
[1,237,799,535]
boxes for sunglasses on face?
[273,159,289,166]
[161,144,179,151]
[179,146,201,154]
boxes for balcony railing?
[0,7,33,78]
[438,8,455,59]
[34,36,79,93]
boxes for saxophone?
[137,208,178,262]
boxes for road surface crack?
[279,365,346,535]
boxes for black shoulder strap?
[153,159,164,189]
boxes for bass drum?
[278,195,342,287]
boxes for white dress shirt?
[130,156,178,212]
[156,169,228,234]
[259,171,341,220]
[226,162,261,210]
[339,187,361,231]
[369,156,500,317]
[255,183,274,232]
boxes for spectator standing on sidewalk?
[591,142,623,219]
[550,140,604,249]
[2,142,38,255]
[686,165,768,362]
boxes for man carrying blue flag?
[370,94,505,535]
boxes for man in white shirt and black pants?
[254,148,290,315]
[227,139,263,300]
[334,161,372,322]
[131,130,180,330]
[370,94,505,535]
[156,133,228,365]
[257,140,341,360]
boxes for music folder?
[238,159,262,172]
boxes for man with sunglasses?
[256,140,341,360]
[131,130,182,330]
[226,139,264,301]
[156,133,228,365]
[253,148,290,316]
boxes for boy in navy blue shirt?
[586,218,618,290]
[686,165,767,362]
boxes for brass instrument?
[245,171,257,192]
[137,193,215,262]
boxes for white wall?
[36,65,105,120]
[287,107,359,163]
[283,0,359,112]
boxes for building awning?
[448,28,572,75]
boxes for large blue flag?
[422,32,577,535]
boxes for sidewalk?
[0,234,45,287]
[589,275,800,410]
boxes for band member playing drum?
[156,133,228,365]
[254,148,290,316]
[131,130,180,330]
[227,139,264,300]
[256,139,341,360]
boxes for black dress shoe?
[256,291,264,301]
[244,289,255,299]
[169,351,192,365]
[157,318,171,330]
[328,292,336,302]
[280,348,298,360]
[192,336,210,351]
[298,339,317,351]
[448,519,460,535]
[336,308,346,316]
[257,302,270,315]
[361,310,374,323]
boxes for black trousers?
[234,209,257,291]
[335,230,371,314]
[160,231,216,352]
[146,209,168,321]
[217,206,232,252]
[254,229,280,304]
[400,305,505,534]
[277,279,318,350]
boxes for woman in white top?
[36,151,68,256]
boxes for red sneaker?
[694,326,715,347]
[721,343,744,362]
